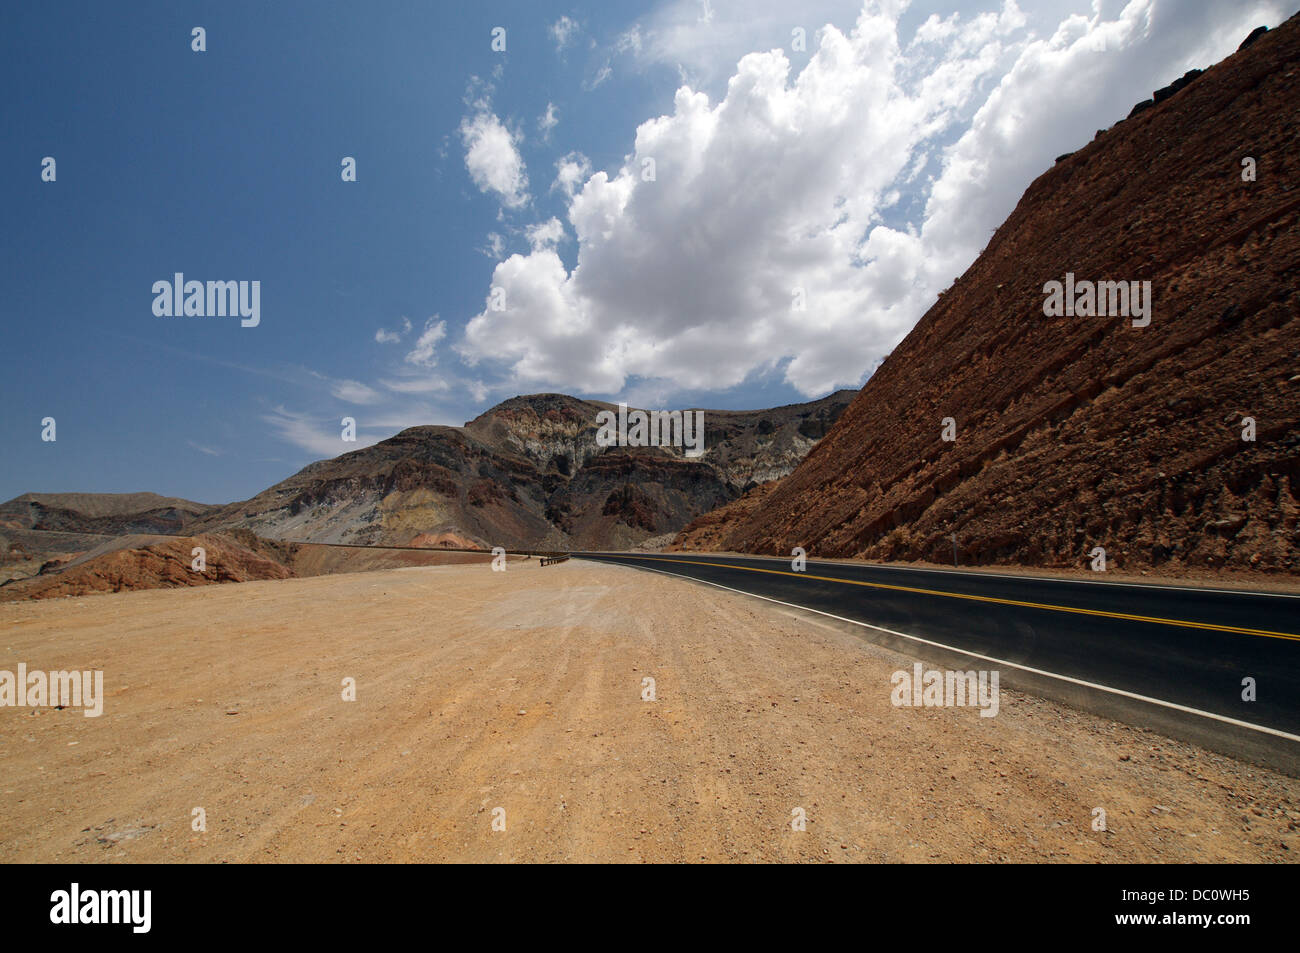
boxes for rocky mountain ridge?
[186,390,856,550]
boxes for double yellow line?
[590,553,1300,643]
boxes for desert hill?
[0,532,292,602]
[185,390,855,551]
[672,18,1300,575]
[0,491,217,535]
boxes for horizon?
[2,0,1291,504]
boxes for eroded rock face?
[674,18,1300,575]
[185,390,856,550]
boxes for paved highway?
[573,551,1300,759]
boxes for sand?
[0,559,1296,863]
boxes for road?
[573,551,1300,759]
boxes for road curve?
[573,551,1300,765]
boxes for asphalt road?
[573,551,1300,751]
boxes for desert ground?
[0,558,1296,863]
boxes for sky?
[1,0,1292,504]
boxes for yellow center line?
[587,553,1300,643]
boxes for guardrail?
[156,535,574,562]
[278,541,569,559]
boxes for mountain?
[0,492,222,585]
[672,19,1300,575]
[0,492,217,536]
[189,391,856,550]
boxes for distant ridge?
[181,390,857,550]
[0,492,217,534]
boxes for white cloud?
[525,217,566,251]
[584,26,647,91]
[187,440,220,457]
[620,0,865,93]
[586,63,614,89]
[616,26,645,56]
[375,316,411,344]
[460,2,1013,395]
[331,379,382,405]
[480,231,506,259]
[380,376,450,395]
[303,367,384,406]
[406,318,448,368]
[456,0,1286,399]
[263,407,377,458]
[552,152,592,197]
[551,15,580,51]
[538,101,559,139]
[460,109,529,209]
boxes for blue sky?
[1,0,1291,504]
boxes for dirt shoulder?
[0,560,1295,862]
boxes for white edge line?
[589,558,1300,745]
[592,552,1300,600]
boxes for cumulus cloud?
[406,317,448,368]
[460,109,529,209]
[622,0,864,93]
[456,0,1286,398]
[552,152,593,198]
[459,2,1015,394]
[525,217,567,251]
